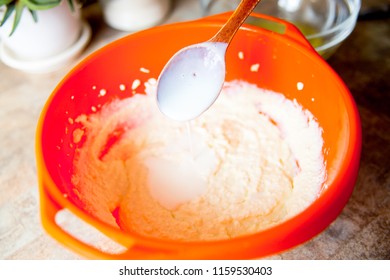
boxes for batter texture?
[71,81,325,241]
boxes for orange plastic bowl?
[36,13,361,259]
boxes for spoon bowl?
[156,0,262,121]
[156,42,227,121]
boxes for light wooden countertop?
[0,0,389,259]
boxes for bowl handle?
[40,186,126,259]
[202,11,315,51]
[40,184,180,259]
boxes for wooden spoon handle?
[210,0,262,43]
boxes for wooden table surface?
[0,0,389,259]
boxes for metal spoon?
[156,0,262,121]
